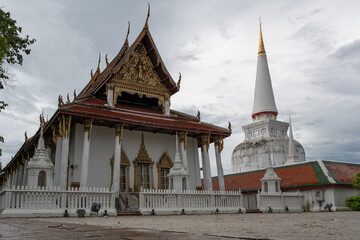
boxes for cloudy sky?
[1,0,360,175]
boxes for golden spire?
[258,18,266,56]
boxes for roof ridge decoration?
[144,3,150,30]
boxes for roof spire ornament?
[96,52,101,73]
[144,3,150,29]
[177,72,181,90]
[258,17,266,56]
[125,21,130,46]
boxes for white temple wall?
[68,123,84,186]
[68,125,200,190]
[87,125,115,188]
[333,187,360,210]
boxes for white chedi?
[27,114,54,187]
[167,132,189,191]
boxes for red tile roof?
[59,97,230,136]
[209,161,360,192]
[324,161,360,184]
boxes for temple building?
[231,23,305,173]
[0,8,231,216]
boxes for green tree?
[345,172,360,211]
[0,8,35,163]
[353,172,360,188]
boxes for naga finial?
[96,52,101,72]
[125,21,130,45]
[25,131,28,142]
[73,89,77,99]
[90,69,94,79]
[58,95,64,107]
[105,54,109,67]
[67,93,70,104]
[228,121,232,133]
[177,72,181,90]
[197,110,201,121]
[144,3,150,29]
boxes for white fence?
[139,189,245,215]
[0,185,116,217]
[257,191,304,212]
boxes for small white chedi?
[27,114,54,187]
[232,22,305,173]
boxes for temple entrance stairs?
[117,193,141,216]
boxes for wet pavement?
[0,218,263,240]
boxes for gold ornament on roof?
[177,72,181,90]
[125,21,130,46]
[197,110,201,121]
[144,3,150,29]
[25,131,28,142]
[67,93,70,104]
[105,54,110,67]
[73,89,77,99]
[228,121,232,133]
[58,95,64,107]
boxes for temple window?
[157,152,173,189]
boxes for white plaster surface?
[55,125,201,191]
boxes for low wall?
[139,189,245,215]
[0,185,116,218]
[257,191,304,212]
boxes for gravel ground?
[39,212,360,240]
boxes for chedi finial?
[258,18,266,56]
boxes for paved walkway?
[0,218,262,240]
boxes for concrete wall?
[301,187,360,211]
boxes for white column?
[214,136,225,192]
[107,86,114,107]
[193,138,201,188]
[13,167,19,186]
[178,132,188,170]
[164,100,170,116]
[200,135,213,191]
[80,120,92,187]
[59,116,71,189]
[16,164,24,187]
[54,136,63,187]
[22,161,28,186]
[113,124,123,193]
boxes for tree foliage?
[0,9,36,80]
[346,194,360,211]
[0,8,35,164]
[0,8,36,112]
[353,172,360,188]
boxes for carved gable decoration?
[108,43,170,108]
[121,147,130,166]
[157,152,173,169]
[116,44,164,88]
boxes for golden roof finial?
[144,3,150,29]
[125,21,130,45]
[258,17,266,56]
[96,52,101,72]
